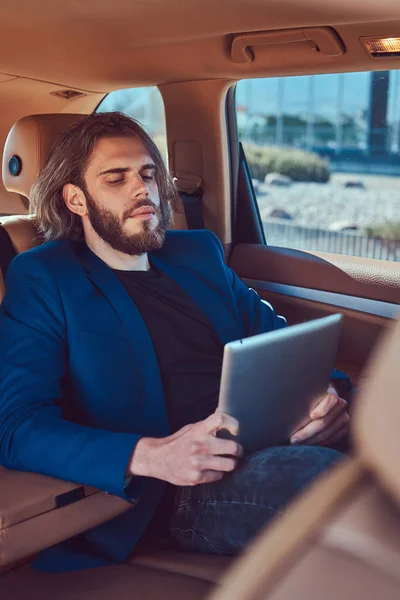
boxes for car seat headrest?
[2,114,85,198]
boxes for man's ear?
[63,184,87,217]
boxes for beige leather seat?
[0,114,231,595]
[210,318,400,600]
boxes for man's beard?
[85,190,171,256]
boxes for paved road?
[255,175,400,231]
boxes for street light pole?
[335,74,344,156]
[276,78,284,146]
[306,76,315,151]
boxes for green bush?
[365,222,400,241]
[244,143,330,183]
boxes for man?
[0,112,349,572]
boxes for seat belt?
[0,225,17,277]
[173,172,205,230]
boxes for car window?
[96,87,167,158]
[236,71,400,262]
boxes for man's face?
[81,136,170,255]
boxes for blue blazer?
[0,229,286,572]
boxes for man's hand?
[129,410,243,486]
[290,385,350,446]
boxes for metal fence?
[263,219,400,262]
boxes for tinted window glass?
[237,71,400,262]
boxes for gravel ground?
[254,173,400,230]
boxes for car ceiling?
[0,0,400,92]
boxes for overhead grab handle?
[231,26,345,63]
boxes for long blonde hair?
[30,112,177,242]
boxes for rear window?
[96,87,167,158]
[236,71,400,262]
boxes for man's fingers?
[310,389,346,420]
[293,411,350,446]
[292,406,349,444]
[292,402,343,442]
[291,418,326,444]
[205,410,240,437]
[306,416,349,446]
[323,425,348,446]
[187,457,237,485]
[205,455,238,473]
[210,437,243,458]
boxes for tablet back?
[218,314,343,453]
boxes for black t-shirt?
[113,265,223,433]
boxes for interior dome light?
[362,36,400,58]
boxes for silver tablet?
[217,314,343,453]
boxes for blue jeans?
[167,445,341,554]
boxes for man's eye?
[141,173,155,182]
[108,178,124,185]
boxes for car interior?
[0,0,399,598]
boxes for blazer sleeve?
[205,230,287,336]
[0,252,144,501]
[227,265,287,336]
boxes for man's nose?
[131,173,149,198]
